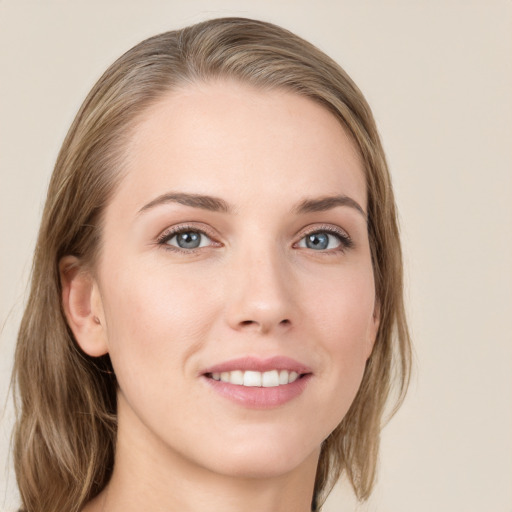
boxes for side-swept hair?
[12,17,411,512]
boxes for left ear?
[365,300,380,360]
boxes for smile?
[201,356,312,408]
[208,369,301,387]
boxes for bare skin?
[63,80,378,512]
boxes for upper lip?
[201,356,312,375]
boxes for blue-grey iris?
[306,233,329,250]
[176,232,201,249]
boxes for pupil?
[177,232,201,249]
[306,233,328,250]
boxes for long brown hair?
[12,17,411,512]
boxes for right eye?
[162,230,213,250]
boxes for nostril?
[238,318,290,330]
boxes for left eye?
[165,230,212,249]
[297,231,342,251]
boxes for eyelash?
[156,224,353,254]
[156,224,219,254]
[294,225,354,254]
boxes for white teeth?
[279,370,289,385]
[262,370,279,387]
[211,369,301,387]
[230,370,244,385]
[243,371,262,387]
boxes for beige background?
[1,1,511,511]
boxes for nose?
[224,247,296,335]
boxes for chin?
[195,431,321,480]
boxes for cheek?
[306,265,376,402]
[309,264,376,346]
[98,258,221,385]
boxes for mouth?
[201,356,312,408]
[205,369,304,387]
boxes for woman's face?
[90,80,378,479]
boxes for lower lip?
[202,374,312,409]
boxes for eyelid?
[156,223,221,249]
[294,224,353,251]
[154,222,352,253]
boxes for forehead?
[114,80,366,214]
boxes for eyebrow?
[138,192,232,215]
[294,195,367,220]
[137,191,366,219]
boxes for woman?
[12,17,411,512]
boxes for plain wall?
[1,1,511,511]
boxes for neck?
[84,395,319,512]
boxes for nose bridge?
[225,234,294,334]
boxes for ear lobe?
[59,256,109,357]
